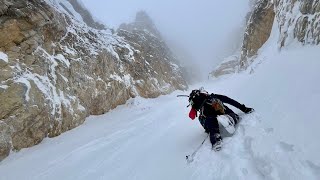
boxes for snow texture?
[0,41,319,179]
[0,1,319,180]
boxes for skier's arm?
[212,94,245,110]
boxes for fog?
[81,0,251,80]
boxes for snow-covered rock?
[276,0,320,46]
[212,0,320,76]
[240,0,275,69]
[64,0,106,30]
[0,0,187,160]
[117,11,186,97]
[210,55,240,78]
[0,52,8,63]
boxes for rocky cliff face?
[210,55,240,78]
[276,0,320,47]
[117,11,186,97]
[65,0,106,30]
[211,0,320,76]
[240,0,275,69]
[0,0,187,160]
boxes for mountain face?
[0,0,187,160]
[117,11,186,97]
[212,0,320,77]
[240,0,275,69]
[276,0,320,46]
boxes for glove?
[242,105,254,114]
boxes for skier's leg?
[199,115,209,133]
[205,117,222,146]
[198,115,206,128]
[224,106,240,124]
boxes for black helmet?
[188,89,209,110]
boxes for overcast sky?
[81,0,250,79]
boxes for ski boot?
[211,133,222,151]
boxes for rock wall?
[117,11,186,97]
[276,0,320,46]
[211,0,320,77]
[210,55,240,78]
[0,1,187,160]
[240,0,275,70]
[66,0,106,30]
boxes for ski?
[217,115,236,134]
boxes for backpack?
[209,97,225,114]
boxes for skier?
[188,88,254,150]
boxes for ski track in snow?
[0,91,319,179]
[1,45,320,179]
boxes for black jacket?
[201,94,245,118]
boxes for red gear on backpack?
[189,108,197,120]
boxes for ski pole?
[177,95,189,97]
[186,134,209,163]
[176,95,191,107]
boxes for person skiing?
[188,88,254,150]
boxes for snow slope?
[191,45,320,180]
[1,14,320,178]
[0,43,320,179]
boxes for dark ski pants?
[203,107,239,145]
[205,116,220,144]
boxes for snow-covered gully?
[1,46,320,180]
